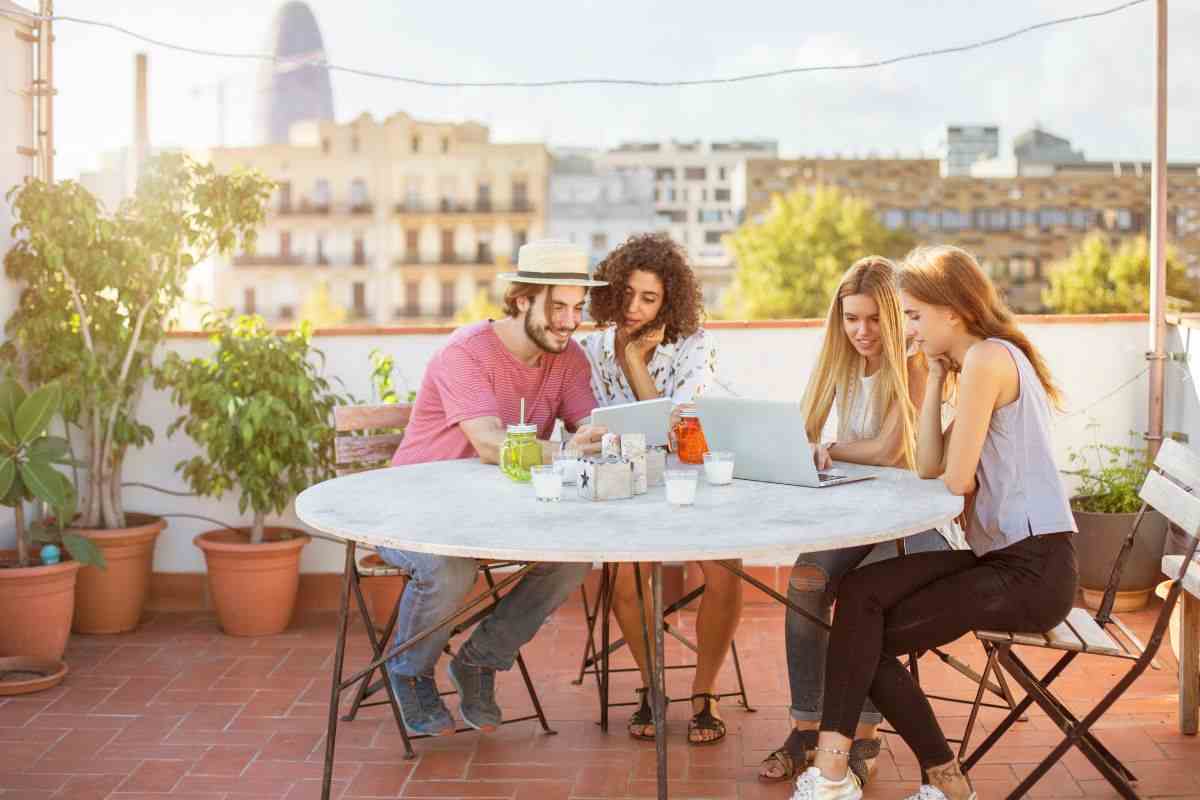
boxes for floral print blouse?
[581,326,717,406]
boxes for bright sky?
[35,0,1200,180]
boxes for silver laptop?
[591,397,673,448]
[695,397,875,488]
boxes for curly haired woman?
[581,233,739,746]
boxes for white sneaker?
[902,785,977,800]
[791,767,863,800]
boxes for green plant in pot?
[156,313,344,636]
[1066,432,1166,611]
[0,377,104,662]
[2,154,273,634]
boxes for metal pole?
[38,0,53,182]
[1147,0,1168,458]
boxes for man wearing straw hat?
[379,240,608,737]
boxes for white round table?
[296,458,962,800]
[295,458,961,563]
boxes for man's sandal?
[687,693,727,745]
[627,687,655,741]
[848,737,882,786]
[758,729,818,782]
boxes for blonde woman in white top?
[760,256,955,785]
[581,233,736,746]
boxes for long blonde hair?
[801,256,917,470]
[897,245,1064,409]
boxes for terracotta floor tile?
[0,603,1192,799]
[115,759,190,793]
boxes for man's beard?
[524,310,574,354]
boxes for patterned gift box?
[578,456,634,501]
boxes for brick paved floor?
[1,596,1196,799]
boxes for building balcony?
[232,252,309,267]
[392,201,536,216]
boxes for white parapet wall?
[0,315,1157,571]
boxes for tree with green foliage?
[723,186,914,320]
[1042,234,1197,314]
[299,279,348,328]
[155,314,345,544]
[3,154,274,530]
[453,289,503,324]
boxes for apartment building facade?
[735,154,1200,312]
[207,112,549,325]
[602,139,778,306]
[547,149,658,265]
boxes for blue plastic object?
[39,544,61,565]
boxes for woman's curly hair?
[589,233,704,344]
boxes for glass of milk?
[553,455,579,486]
[703,451,735,485]
[664,469,698,507]
[531,465,563,503]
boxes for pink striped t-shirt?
[392,321,597,465]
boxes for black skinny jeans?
[819,532,1078,768]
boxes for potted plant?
[3,155,273,633]
[0,377,104,661]
[1066,435,1167,611]
[156,313,344,636]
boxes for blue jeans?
[786,529,951,725]
[376,548,589,678]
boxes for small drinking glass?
[664,469,698,507]
[703,451,735,485]
[530,465,563,503]
[554,449,581,486]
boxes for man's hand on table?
[566,424,608,457]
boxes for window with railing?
[352,282,367,317]
[405,281,421,317]
[441,229,456,263]
[244,288,256,315]
[512,181,529,211]
[313,180,330,211]
[404,229,420,262]
[440,281,456,317]
[350,179,370,213]
[353,236,366,266]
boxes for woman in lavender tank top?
[790,246,1078,800]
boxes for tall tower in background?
[256,2,335,145]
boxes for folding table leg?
[574,580,602,686]
[729,639,755,711]
[322,541,356,800]
[651,563,668,800]
[599,563,617,732]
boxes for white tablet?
[591,397,674,448]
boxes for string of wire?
[0,0,1148,89]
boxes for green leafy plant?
[1065,432,1150,515]
[0,376,102,568]
[155,313,346,544]
[369,348,415,404]
[3,154,274,531]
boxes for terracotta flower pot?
[72,513,166,634]
[195,528,310,637]
[0,552,82,661]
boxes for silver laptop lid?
[694,397,822,487]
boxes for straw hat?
[498,239,608,287]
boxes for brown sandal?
[687,693,726,745]
[759,728,818,782]
[627,688,655,740]
[848,737,882,786]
